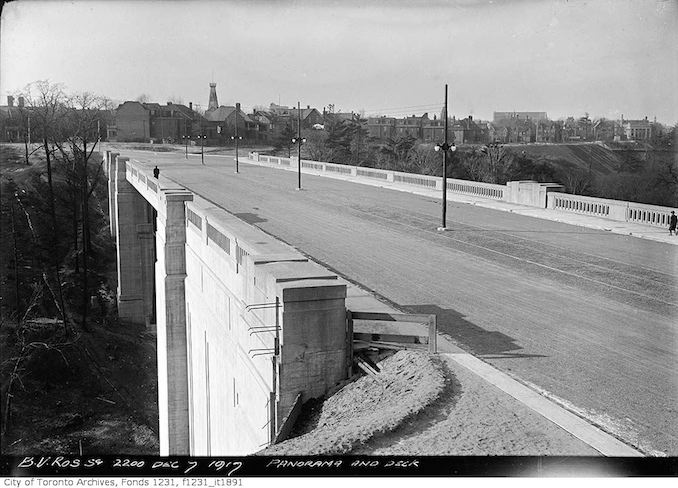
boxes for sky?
[1,0,676,122]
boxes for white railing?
[548,193,675,228]
[249,152,676,228]
[446,178,505,200]
[627,201,676,227]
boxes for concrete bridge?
[105,152,353,455]
[104,147,677,456]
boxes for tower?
[208,82,219,111]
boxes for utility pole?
[297,101,302,189]
[434,84,455,231]
[442,85,448,230]
[291,101,306,190]
[184,119,189,159]
[233,103,242,173]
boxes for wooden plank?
[269,391,276,444]
[273,392,303,445]
[428,315,437,353]
[354,340,427,351]
[346,310,354,377]
[353,332,427,344]
[349,311,433,323]
[355,356,379,375]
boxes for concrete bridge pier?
[113,155,155,325]
[155,189,193,456]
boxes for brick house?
[109,101,204,143]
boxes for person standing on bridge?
[669,211,677,236]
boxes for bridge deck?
[121,149,677,456]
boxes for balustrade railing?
[249,152,675,228]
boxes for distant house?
[204,103,260,143]
[451,116,483,144]
[0,95,25,142]
[421,115,446,143]
[289,106,324,129]
[250,111,272,142]
[111,101,150,142]
[623,117,652,141]
[394,113,427,139]
[110,101,204,143]
[367,116,397,140]
[493,111,548,124]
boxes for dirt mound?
[259,350,446,455]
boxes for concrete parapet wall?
[506,181,564,208]
[182,196,347,455]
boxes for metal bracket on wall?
[248,348,275,358]
[245,302,278,311]
[248,325,279,336]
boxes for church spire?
[208,82,219,111]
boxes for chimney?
[468,115,473,122]
[307,105,310,109]
[167,101,172,105]
[7,95,14,107]
[18,96,24,108]
[189,102,193,111]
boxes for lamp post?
[198,133,207,165]
[232,106,242,173]
[182,134,190,159]
[434,84,456,231]
[231,135,242,173]
[292,101,306,190]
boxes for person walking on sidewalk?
[670,211,677,236]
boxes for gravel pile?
[260,350,445,455]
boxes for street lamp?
[293,101,306,190]
[291,135,306,190]
[182,134,190,159]
[197,133,207,165]
[232,104,242,173]
[434,84,456,231]
[231,135,242,173]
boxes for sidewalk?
[242,155,678,246]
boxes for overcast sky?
[1,0,676,122]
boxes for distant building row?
[0,85,661,145]
[366,111,658,145]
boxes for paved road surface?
[122,149,677,455]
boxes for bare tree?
[478,144,514,184]
[53,91,112,331]
[20,81,71,333]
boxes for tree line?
[1,80,115,334]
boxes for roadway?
[119,148,677,456]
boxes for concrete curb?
[442,353,644,457]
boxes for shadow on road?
[403,304,547,359]
[233,212,268,225]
